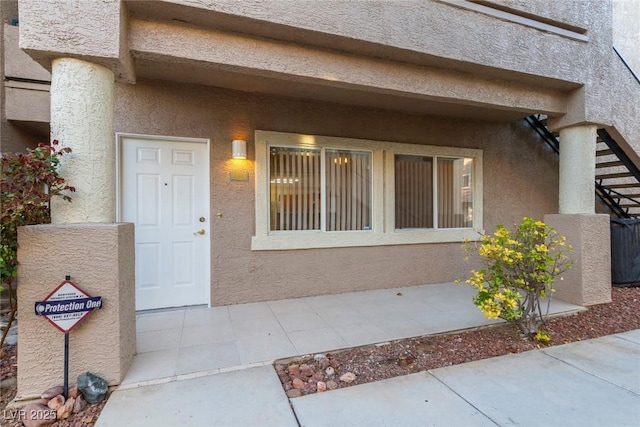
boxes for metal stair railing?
[525,115,640,218]
[614,46,640,86]
[596,129,640,217]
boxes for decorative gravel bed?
[274,287,640,397]
[0,343,107,427]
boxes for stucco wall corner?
[116,222,136,377]
[15,223,136,401]
[17,0,135,83]
[546,1,615,131]
[544,213,611,306]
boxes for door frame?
[115,132,212,308]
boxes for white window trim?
[253,130,483,250]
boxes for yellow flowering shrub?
[460,217,573,337]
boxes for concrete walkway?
[122,283,579,386]
[96,284,640,427]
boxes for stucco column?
[544,214,611,306]
[50,58,115,223]
[558,125,598,214]
[549,125,611,306]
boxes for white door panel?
[121,137,210,310]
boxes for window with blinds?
[395,155,434,229]
[269,147,372,232]
[395,155,473,230]
[255,130,482,250]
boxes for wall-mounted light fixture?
[231,139,247,159]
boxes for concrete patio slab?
[121,348,178,385]
[126,282,585,388]
[95,366,298,427]
[291,370,496,427]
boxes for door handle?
[194,229,206,235]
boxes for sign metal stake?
[63,275,70,399]
[64,330,69,399]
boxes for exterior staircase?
[525,115,640,218]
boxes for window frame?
[268,145,374,234]
[392,153,475,231]
[253,130,483,250]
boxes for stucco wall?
[609,53,640,164]
[545,214,611,306]
[4,23,50,81]
[0,123,43,153]
[115,80,559,306]
[151,0,608,86]
[16,224,136,400]
[0,1,45,153]
[612,0,640,74]
[18,0,615,129]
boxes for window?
[254,131,482,250]
[394,155,434,229]
[269,147,372,232]
[269,147,321,231]
[394,155,474,230]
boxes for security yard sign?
[35,277,103,398]
[34,278,102,333]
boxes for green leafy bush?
[1,140,74,287]
[1,141,74,345]
[459,217,573,338]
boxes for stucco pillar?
[545,214,611,306]
[558,125,598,214]
[551,125,610,306]
[50,58,115,223]
[16,224,136,401]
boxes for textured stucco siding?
[1,2,46,153]
[19,1,120,59]
[4,85,50,122]
[485,0,593,29]
[49,58,116,223]
[16,224,136,401]
[159,0,609,86]
[3,24,50,81]
[17,0,616,127]
[612,0,640,74]
[545,214,612,306]
[608,51,640,162]
[18,0,134,82]
[115,81,559,306]
[127,17,567,118]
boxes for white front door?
[120,136,210,311]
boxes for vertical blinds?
[395,155,433,229]
[437,157,466,228]
[395,155,473,229]
[269,147,321,231]
[326,150,371,231]
[269,147,472,233]
[269,147,371,232]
